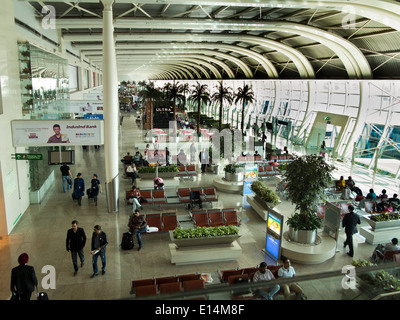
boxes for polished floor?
[0,112,396,301]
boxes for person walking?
[60,163,72,193]
[199,148,209,174]
[342,205,361,257]
[73,173,85,206]
[90,225,108,278]
[66,220,87,276]
[90,174,102,206]
[10,253,38,300]
[128,210,147,251]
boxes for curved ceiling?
[25,0,400,80]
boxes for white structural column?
[102,0,119,212]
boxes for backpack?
[121,232,134,250]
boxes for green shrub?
[251,180,279,206]
[173,226,239,239]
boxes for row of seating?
[190,209,240,227]
[257,165,281,177]
[144,212,178,233]
[177,164,197,180]
[267,154,294,162]
[125,187,219,208]
[177,187,218,206]
[131,273,204,297]
[236,155,263,164]
[218,265,298,300]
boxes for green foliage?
[251,180,280,206]
[138,165,179,174]
[351,259,376,267]
[370,212,400,222]
[224,163,242,174]
[284,154,335,231]
[286,211,323,231]
[173,226,239,239]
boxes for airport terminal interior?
[2,0,400,302]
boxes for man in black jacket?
[66,220,87,276]
[90,225,108,278]
[342,205,361,257]
[10,253,38,300]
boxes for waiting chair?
[192,211,209,227]
[135,284,158,297]
[162,212,178,231]
[130,278,155,294]
[183,279,205,291]
[145,213,162,232]
[208,211,224,227]
[223,210,240,226]
[218,269,242,282]
[159,282,182,294]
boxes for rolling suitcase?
[87,188,93,199]
[121,232,134,250]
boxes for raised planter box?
[168,230,241,248]
[253,194,279,210]
[224,171,244,182]
[364,215,400,231]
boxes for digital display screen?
[267,213,282,237]
[245,166,258,180]
[266,234,280,259]
[48,150,75,165]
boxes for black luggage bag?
[87,188,93,199]
[121,232,134,250]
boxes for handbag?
[139,196,147,204]
[68,177,72,186]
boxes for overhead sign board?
[14,153,43,160]
[11,119,104,147]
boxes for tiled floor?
[0,112,396,300]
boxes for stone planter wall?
[364,215,400,231]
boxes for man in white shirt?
[252,262,280,300]
[277,258,304,300]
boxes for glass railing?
[126,262,400,301]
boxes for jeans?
[133,227,146,247]
[130,197,141,211]
[92,250,106,275]
[71,248,85,272]
[62,175,71,192]
[257,285,280,300]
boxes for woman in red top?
[128,186,143,212]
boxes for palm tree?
[234,84,255,134]
[138,82,162,130]
[163,82,185,122]
[188,82,210,135]
[211,81,233,131]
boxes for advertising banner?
[69,100,103,113]
[11,119,104,146]
[265,210,284,262]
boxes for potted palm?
[283,154,336,244]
